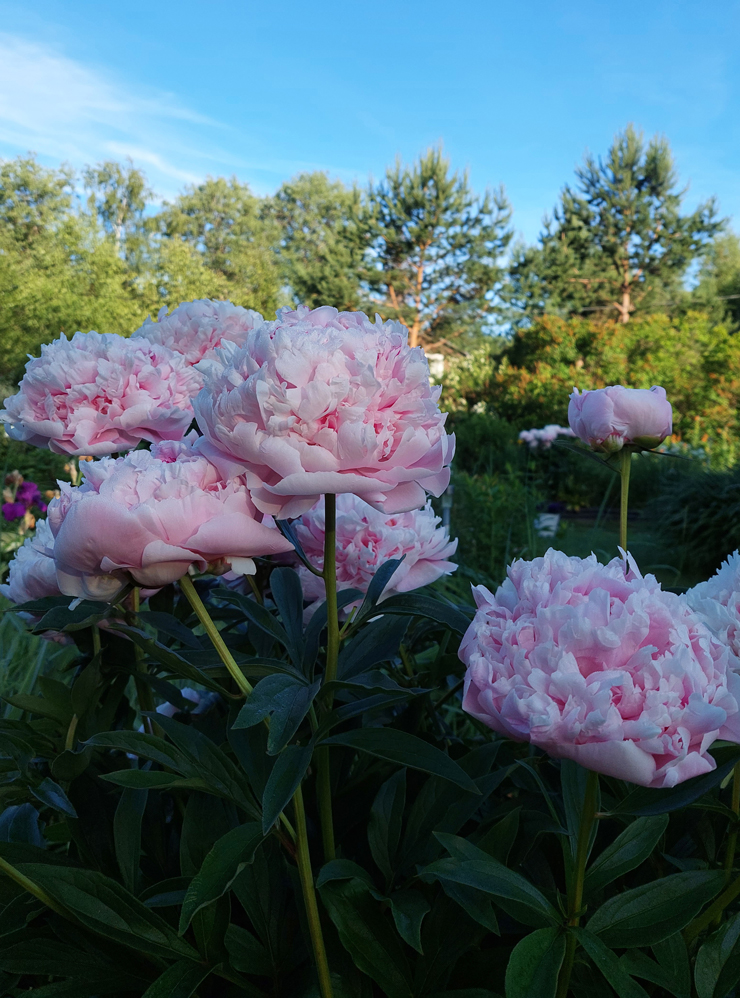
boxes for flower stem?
[317,494,339,861]
[619,448,632,553]
[557,769,600,998]
[293,783,334,998]
[725,763,740,877]
[179,574,253,697]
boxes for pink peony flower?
[132,299,264,367]
[518,425,576,450]
[290,494,457,603]
[568,385,672,453]
[0,331,201,456]
[194,305,454,518]
[47,439,294,601]
[460,549,740,788]
[687,552,740,658]
[0,519,60,604]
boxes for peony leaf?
[504,927,565,998]
[574,928,650,998]
[584,815,669,897]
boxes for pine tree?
[363,147,512,349]
[506,125,723,324]
[269,172,364,311]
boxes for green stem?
[317,493,338,861]
[619,448,632,553]
[179,575,297,843]
[0,853,74,922]
[557,769,599,998]
[725,763,740,877]
[293,783,334,998]
[179,574,253,697]
[92,623,101,658]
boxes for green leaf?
[0,803,44,847]
[102,771,209,791]
[114,786,148,894]
[695,911,740,998]
[141,960,211,998]
[420,856,559,928]
[261,745,311,834]
[505,927,565,998]
[212,588,291,650]
[225,922,272,976]
[574,928,650,998]
[0,937,114,978]
[85,730,188,772]
[105,623,228,695]
[387,889,430,955]
[584,815,669,896]
[337,615,411,680]
[179,822,263,932]
[652,934,691,998]
[587,870,725,948]
[368,769,406,882]
[16,863,200,962]
[302,588,364,670]
[320,728,479,793]
[319,876,413,998]
[359,558,405,614]
[610,746,740,816]
[30,777,77,817]
[476,808,521,865]
[619,950,687,997]
[233,675,320,755]
[269,567,305,666]
[138,610,203,649]
[365,592,472,634]
[436,879,499,934]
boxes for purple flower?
[2,502,26,522]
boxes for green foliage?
[505,124,722,324]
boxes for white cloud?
[0,33,218,192]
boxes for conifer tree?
[507,125,722,323]
[364,147,512,349]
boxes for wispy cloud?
[0,33,220,193]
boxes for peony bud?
[568,385,672,453]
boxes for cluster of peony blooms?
[0,300,456,606]
[461,384,740,788]
[518,424,575,449]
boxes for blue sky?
[0,0,737,244]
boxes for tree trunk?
[620,288,631,324]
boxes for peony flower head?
[0,519,60,605]
[47,437,294,601]
[518,425,575,450]
[194,305,455,518]
[289,494,457,604]
[687,551,740,658]
[460,548,740,788]
[0,331,201,456]
[133,299,264,367]
[568,385,672,453]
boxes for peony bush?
[1,303,740,998]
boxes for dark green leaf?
[233,675,320,754]
[505,927,565,998]
[611,746,740,816]
[368,769,406,882]
[0,803,44,847]
[587,870,725,948]
[695,911,740,998]
[30,778,77,818]
[365,592,472,634]
[102,771,209,791]
[388,889,430,955]
[17,863,199,962]
[86,730,187,771]
[303,588,363,670]
[105,623,228,695]
[574,928,650,998]
[114,786,148,893]
[652,934,691,998]
[316,858,376,887]
[320,728,479,793]
[585,815,669,896]
[437,879,499,934]
[359,558,405,614]
[141,960,211,998]
[179,822,263,932]
[261,745,311,834]
[319,876,413,998]
[476,808,520,865]
[225,923,272,976]
[620,950,687,997]
[212,588,291,650]
[138,611,203,649]
[337,615,411,680]
[269,567,305,666]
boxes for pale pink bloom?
[518,425,575,450]
[47,440,294,601]
[0,332,200,456]
[194,305,454,518]
[568,385,672,453]
[460,548,740,788]
[0,519,60,604]
[291,494,457,605]
[687,552,740,658]
[133,299,264,367]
